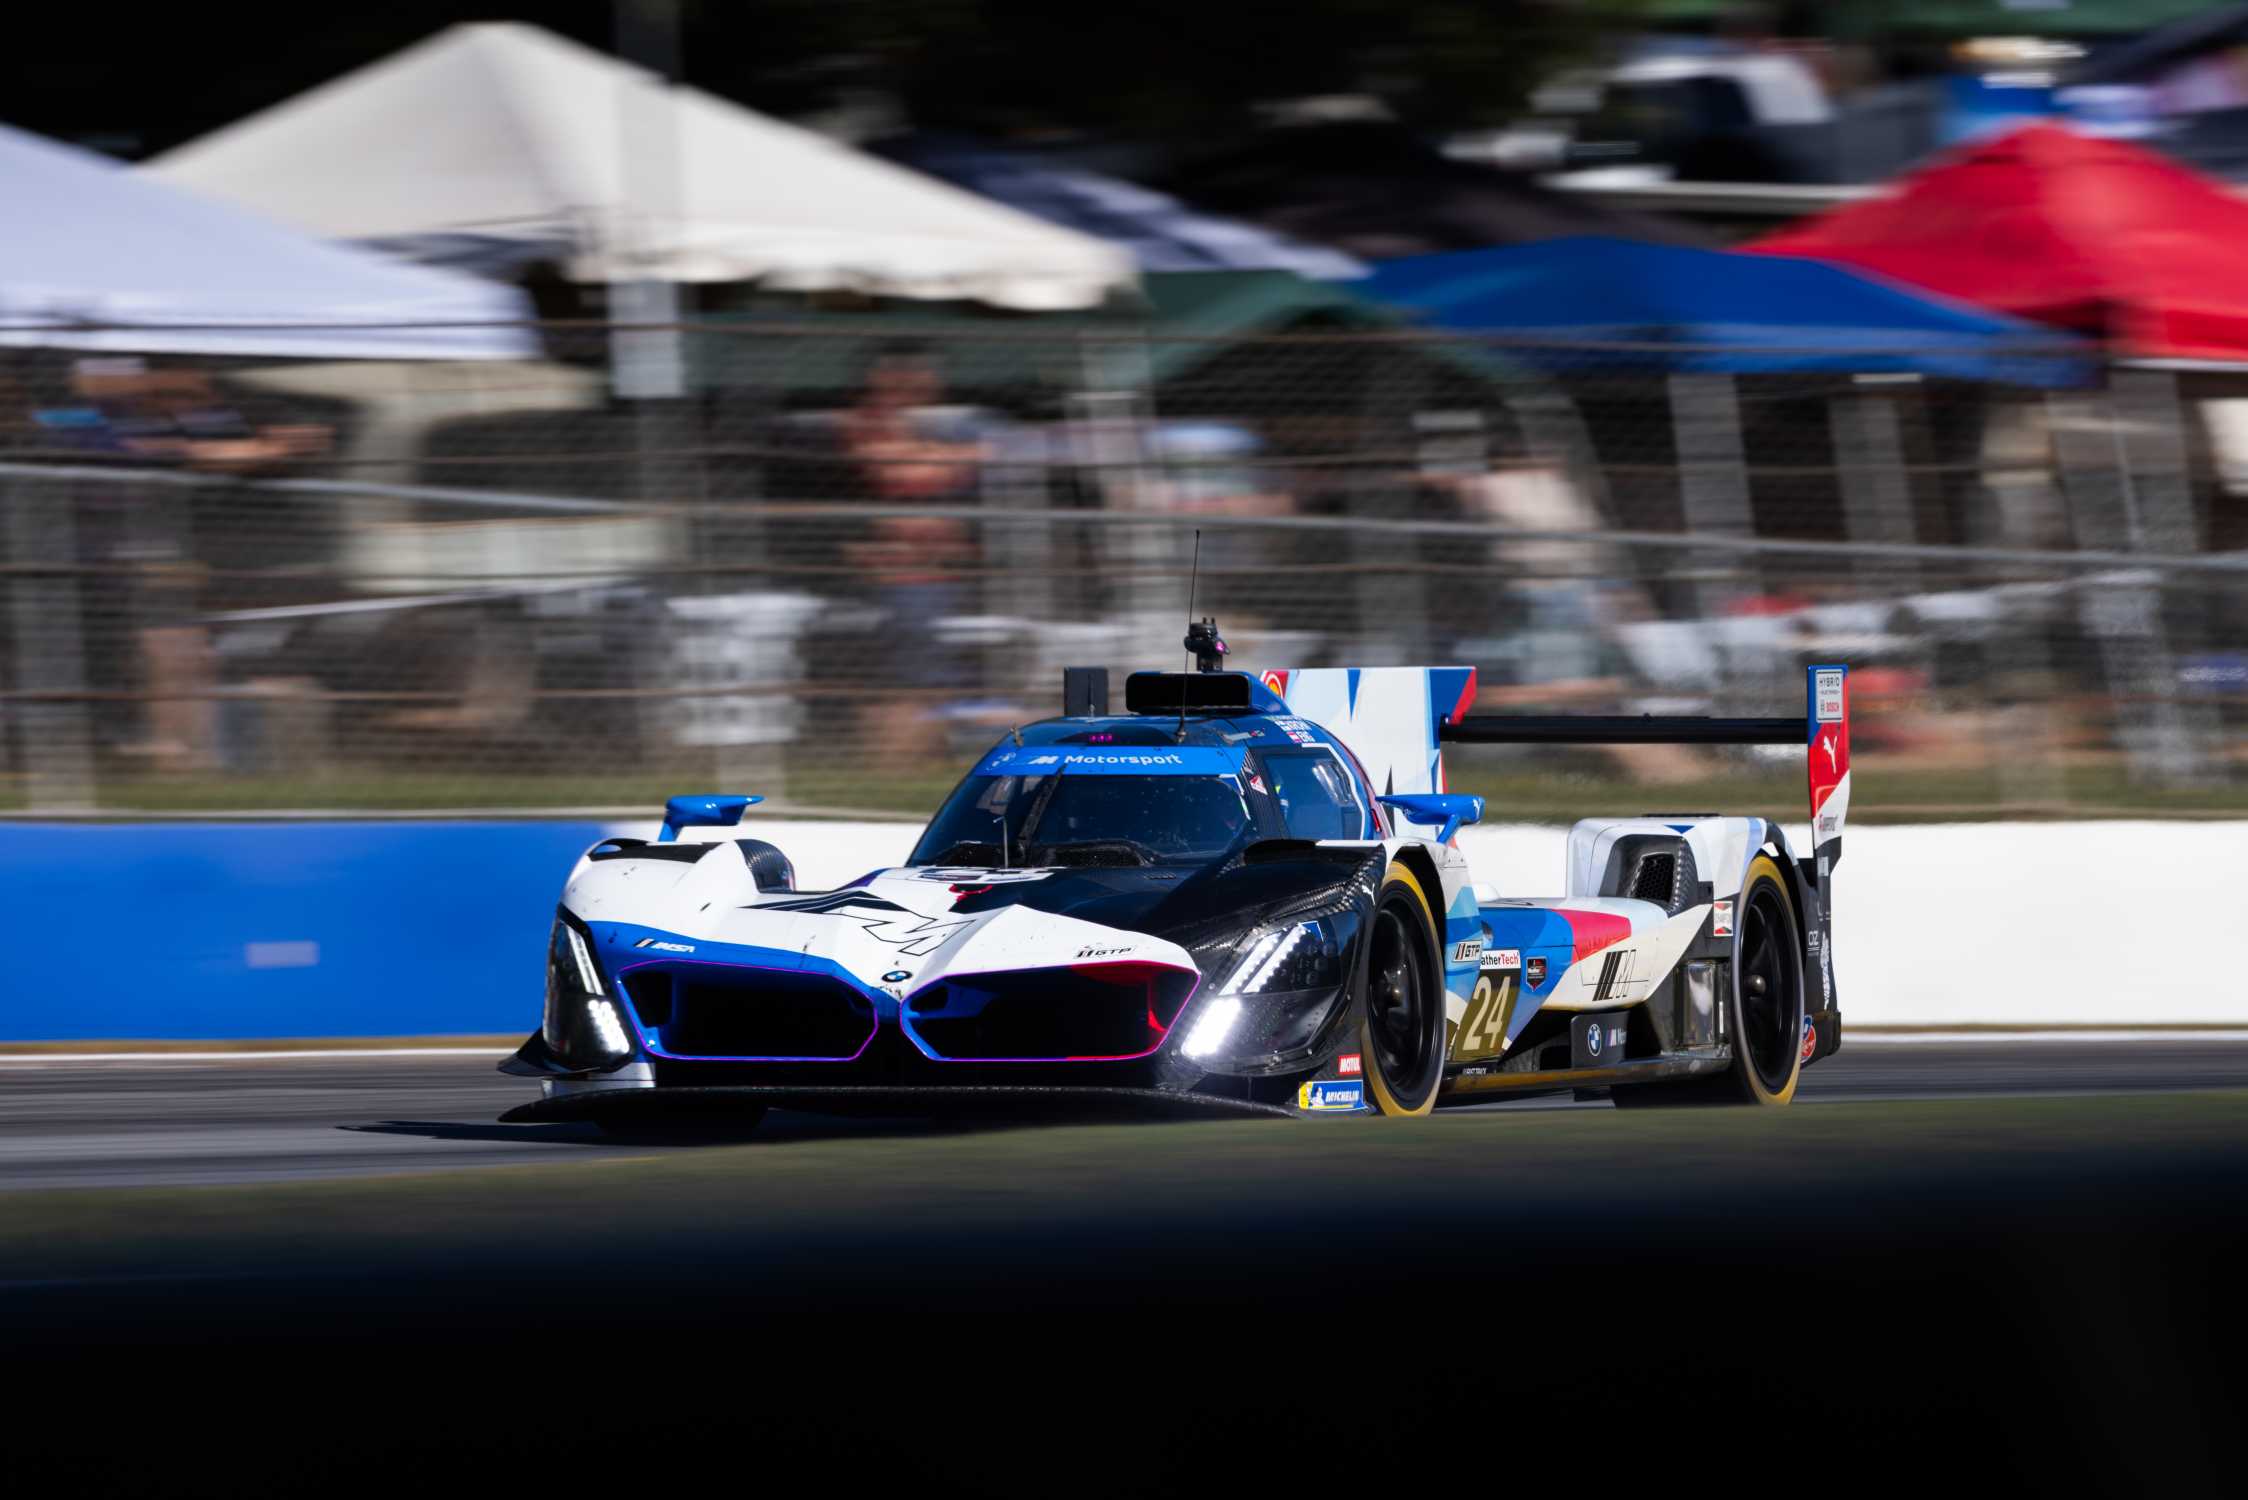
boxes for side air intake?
[1599,835,1703,916]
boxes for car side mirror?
[1377,793,1484,845]
[660,793,764,842]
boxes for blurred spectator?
[836,340,984,767]
[1110,421,1297,630]
[30,358,331,773]
[36,359,328,470]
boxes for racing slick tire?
[1357,861,1447,1117]
[1613,852,1804,1108]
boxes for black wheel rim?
[1366,898,1438,1103]
[1737,881,1803,1094]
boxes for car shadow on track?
[339,1110,1044,1150]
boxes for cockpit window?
[1029,774,1251,861]
[911,773,1048,866]
[1258,749,1366,840]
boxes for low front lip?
[503,1083,1298,1124]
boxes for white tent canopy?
[146,23,1138,311]
[0,121,532,361]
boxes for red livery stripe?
[1556,909,1632,965]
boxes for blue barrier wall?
[0,821,609,1040]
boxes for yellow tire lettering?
[1737,854,1801,1106]
[1362,863,1439,1117]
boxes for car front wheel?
[1357,862,1446,1117]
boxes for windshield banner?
[972,745,1243,777]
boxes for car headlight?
[1178,914,1352,1063]
[544,914,635,1069]
[1217,917,1342,996]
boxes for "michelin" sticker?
[1298,1080,1366,1113]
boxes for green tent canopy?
[1636,1,2224,37]
[693,271,1522,404]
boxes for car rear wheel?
[1358,862,1445,1117]
[1612,853,1803,1109]
[1725,854,1804,1105]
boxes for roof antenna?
[1177,529,1203,742]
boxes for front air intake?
[904,963,1199,1062]
[624,963,877,1062]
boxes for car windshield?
[910,772,1256,866]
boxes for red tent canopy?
[1747,123,2248,361]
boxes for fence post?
[1828,389,1919,567]
[1076,331,1170,668]
[1507,390,1613,514]
[2112,369,2223,785]
[982,390,1059,654]
[2047,379,2209,786]
[4,475,97,810]
[1667,373,1757,667]
[1353,345,1435,666]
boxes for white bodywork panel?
[562,850,1196,1051]
[1565,815,1771,901]
[1529,903,1707,1014]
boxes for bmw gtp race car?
[502,622,1848,1127]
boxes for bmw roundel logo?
[1586,1021,1603,1056]
[882,970,912,984]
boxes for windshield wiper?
[1022,838,1161,868]
[926,840,1004,866]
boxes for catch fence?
[1,320,2242,819]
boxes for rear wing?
[1437,664,1852,874]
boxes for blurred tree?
[7,1,1645,158]
[723,0,1642,138]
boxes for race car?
[501,621,1848,1126]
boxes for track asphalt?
[2,1033,2244,1189]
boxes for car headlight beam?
[586,996,630,1055]
[1180,997,1244,1059]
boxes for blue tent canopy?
[1354,236,2089,385]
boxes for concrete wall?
[2,816,2240,1040]
[1455,820,2247,1028]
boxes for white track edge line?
[0,1047,514,1063]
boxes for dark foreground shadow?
[18,1100,2248,1495]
